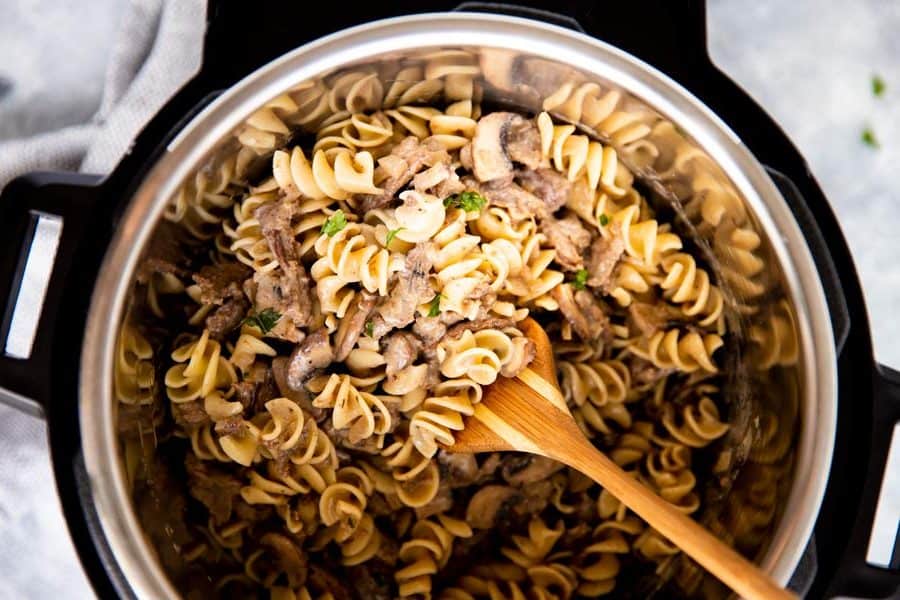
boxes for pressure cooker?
[0,2,896,598]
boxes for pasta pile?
[119,54,745,600]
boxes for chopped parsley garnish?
[572,269,589,290]
[321,209,347,237]
[244,308,281,334]
[872,75,886,97]
[599,213,610,226]
[385,227,405,246]
[444,191,486,212]
[427,293,443,317]
[364,320,374,338]
[862,127,879,148]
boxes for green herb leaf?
[364,320,374,338]
[599,213,610,226]
[444,191,486,212]
[321,209,348,237]
[572,269,589,291]
[427,293,442,317]
[862,127,879,148]
[385,227,405,246]
[244,308,281,334]
[872,75,886,97]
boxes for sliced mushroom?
[270,357,322,417]
[465,485,523,530]
[334,292,376,361]
[471,112,542,183]
[260,532,307,589]
[436,451,479,487]
[286,329,334,390]
[500,455,566,486]
[308,565,353,600]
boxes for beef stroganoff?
[117,56,741,599]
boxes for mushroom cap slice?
[465,484,523,530]
[471,112,541,183]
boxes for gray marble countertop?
[0,1,897,598]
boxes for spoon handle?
[556,434,796,600]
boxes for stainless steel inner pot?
[79,13,836,598]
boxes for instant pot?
[0,2,897,598]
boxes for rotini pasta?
[397,514,473,597]
[128,83,747,600]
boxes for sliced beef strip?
[231,364,280,414]
[586,228,626,290]
[516,168,571,214]
[334,292,377,362]
[205,294,250,340]
[459,142,474,171]
[213,415,244,437]
[357,136,449,212]
[184,453,242,525]
[471,112,541,183]
[135,221,189,284]
[441,317,515,343]
[552,284,610,341]
[627,301,682,336]
[541,213,592,272]
[286,329,334,390]
[505,115,542,170]
[370,242,435,338]
[192,262,252,305]
[383,331,422,375]
[412,314,446,348]
[412,160,462,197]
[248,268,310,343]
[171,400,210,430]
[433,169,466,199]
[253,199,314,338]
[256,199,301,266]
[462,175,545,221]
[626,355,675,388]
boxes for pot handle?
[454,0,709,76]
[827,364,900,597]
[0,173,103,417]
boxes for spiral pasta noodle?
[409,377,483,458]
[165,329,238,404]
[312,373,393,444]
[134,72,752,599]
[397,514,473,598]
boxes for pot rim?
[80,12,836,599]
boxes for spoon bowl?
[444,317,794,600]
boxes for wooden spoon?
[446,317,795,600]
